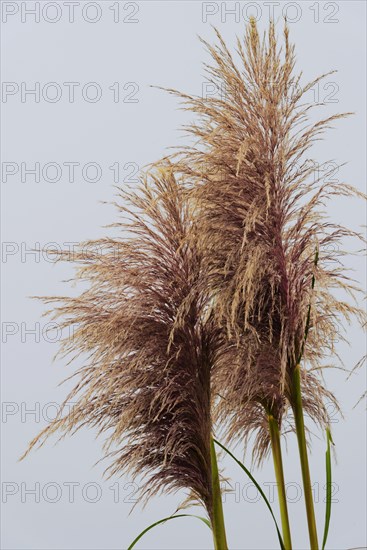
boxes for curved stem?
[268,414,293,550]
[292,363,319,550]
[210,437,228,550]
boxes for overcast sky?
[1,2,366,549]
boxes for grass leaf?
[322,427,334,549]
[214,439,285,550]
[127,513,211,550]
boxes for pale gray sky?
[1,2,366,549]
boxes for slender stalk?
[268,414,293,550]
[292,363,319,549]
[210,437,228,550]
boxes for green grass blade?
[322,427,334,549]
[127,513,211,550]
[298,246,319,364]
[214,439,285,550]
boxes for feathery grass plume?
[165,18,366,548]
[168,16,366,456]
[22,164,228,548]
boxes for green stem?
[292,364,319,550]
[268,415,293,550]
[210,437,228,550]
